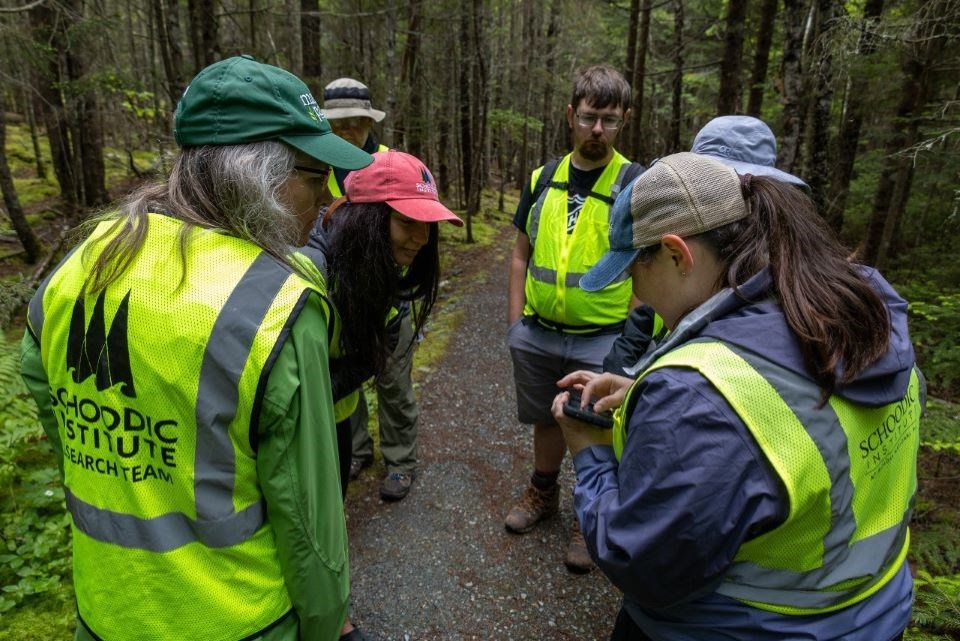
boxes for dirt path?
[343,221,621,640]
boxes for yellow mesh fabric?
[523,152,634,326]
[40,214,309,639]
[830,370,921,541]
[629,342,831,572]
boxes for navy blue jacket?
[573,267,916,641]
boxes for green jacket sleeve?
[20,330,64,476]
[256,292,349,641]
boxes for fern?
[910,572,960,637]
[0,331,72,616]
[0,278,35,331]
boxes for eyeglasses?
[575,112,624,131]
[294,165,331,181]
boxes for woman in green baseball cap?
[21,56,371,641]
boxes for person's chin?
[580,141,608,161]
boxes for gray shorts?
[507,317,620,425]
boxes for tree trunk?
[801,0,838,215]
[467,0,488,230]
[746,0,778,116]
[152,0,186,107]
[623,0,639,159]
[29,1,79,215]
[669,0,684,151]
[0,100,41,264]
[64,0,109,208]
[397,1,424,156]
[382,0,397,148]
[286,0,302,74]
[876,161,915,267]
[717,0,748,115]
[189,0,219,69]
[630,0,652,161]
[300,0,321,81]
[861,2,943,266]
[777,0,808,173]
[20,80,47,180]
[458,0,472,213]
[539,2,558,161]
[825,0,884,232]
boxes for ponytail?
[702,177,890,395]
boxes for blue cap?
[690,116,808,190]
[579,180,642,292]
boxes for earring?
[680,271,687,278]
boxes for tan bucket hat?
[322,77,386,122]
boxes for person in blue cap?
[552,151,920,641]
[20,55,371,641]
[603,115,809,378]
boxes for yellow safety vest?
[523,152,634,329]
[614,339,921,614]
[28,213,334,640]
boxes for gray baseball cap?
[580,153,748,293]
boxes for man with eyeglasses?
[505,64,644,573]
[317,78,423,506]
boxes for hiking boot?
[380,470,416,501]
[564,518,594,574]
[349,457,372,481]
[504,482,559,534]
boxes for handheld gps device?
[562,390,614,429]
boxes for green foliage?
[0,332,72,618]
[909,571,960,637]
[2,124,59,208]
[489,109,544,139]
[912,521,960,577]
[892,277,960,397]
[920,398,960,454]
[0,279,34,331]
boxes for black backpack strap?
[531,158,562,205]
[540,159,646,206]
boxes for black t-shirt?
[512,162,607,234]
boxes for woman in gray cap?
[552,152,919,641]
[603,115,809,378]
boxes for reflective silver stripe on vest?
[527,174,549,250]
[28,245,81,342]
[528,264,627,288]
[716,343,911,607]
[65,486,264,553]
[67,252,293,551]
[608,163,632,204]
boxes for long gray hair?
[83,141,301,295]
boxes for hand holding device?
[562,389,614,429]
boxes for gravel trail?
[344,221,622,641]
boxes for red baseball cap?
[343,150,464,226]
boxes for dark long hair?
[325,201,441,377]
[697,176,890,395]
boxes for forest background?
[0,0,959,638]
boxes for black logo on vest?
[66,290,136,398]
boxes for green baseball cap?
[174,55,372,171]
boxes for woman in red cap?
[305,149,461,641]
